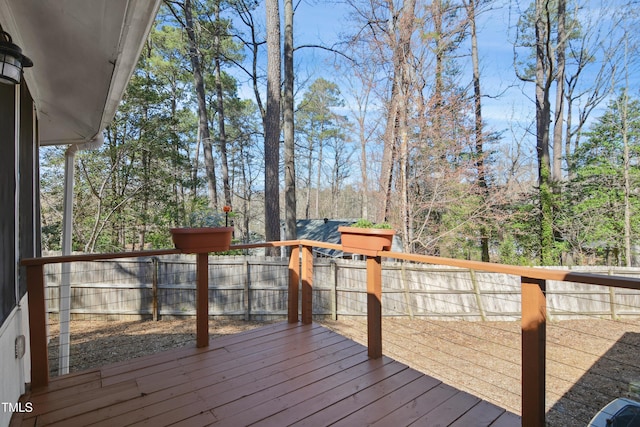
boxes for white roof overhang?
[0,0,161,145]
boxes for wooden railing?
[21,239,640,427]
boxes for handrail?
[19,241,301,266]
[382,250,640,290]
[19,242,640,292]
[20,238,640,427]
[20,248,182,265]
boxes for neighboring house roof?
[296,219,356,258]
[296,219,403,257]
[0,0,161,146]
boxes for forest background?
[39,0,640,266]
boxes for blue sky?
[290,1,534,133]
[231,0,633,181]
[281,0,537,179]
[234,1,528,126]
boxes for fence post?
[288,246,300,323]
[367,255,382,359]
[301,245,313,324]
[521,276,546,427]
[244,260,251,321]
[401,263,414,319]
[470,269,487,321]
[331,260,338,320]
[196,253,209,348]
[608,269,617,320]
[26,263,49,388]
[152,257,159,321]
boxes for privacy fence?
[43,254,640,321]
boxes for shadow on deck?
[12,322,520,426]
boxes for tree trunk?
[380,94,398,221]
[240,142,251,243]
[358,112,369,220]
[552,0,566,185]
[399,109,411,253]
[535,0,554,265]
[283,0,297,240]
[467,0,490,262]
[264,0,281,254]
[432,0,445,147]
[214,3,231,208]
[623,94,631,266]
[305,137,312,219]
[564,93,575,180]
[621,39,631,266]
[315,142,323,218]
[380,0,416,223]
[185,0,218,210]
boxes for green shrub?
[351,219,392,229]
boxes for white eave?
[0,0,161,146]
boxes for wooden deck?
[12,322,520,426]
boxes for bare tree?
[343,59,382,220]
[231,0,266,119]
[464,0,491,261]
[264,0,281,252]
[513,0,556,264]
[513,0,625,264]
[283,0,297,240]
[326,118,354,217]
[212,1,232,208]
[563,4,623,179]
[534,0,555,264]
[619,34,632,266]
[380,0,417,227]
[552,0,566,185]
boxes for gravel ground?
[46,316,640,426]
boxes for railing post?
[301,245,313,324]
[367,255,382,359]
[196,252,209,348]
[288,245,300,323]
[521,276,546,427]
[26,263,49,388]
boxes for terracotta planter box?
[338,226,395,257]
[170,227,233,253]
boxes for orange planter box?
[170,227,233,253]
[338,226,395,257]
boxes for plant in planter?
[338,219,395,256]
[170,208,234,253]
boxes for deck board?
[370,383,461,426]
[14,322,520,426]
[449,400,507,426]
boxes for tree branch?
[293,43,356,64]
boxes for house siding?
[0,82,36,325]
[0,83,17,326]
[0,296,30,427]
[0,81,38,427]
